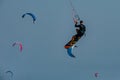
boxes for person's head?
[80,20,83,24]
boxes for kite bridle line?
[69,0,80,23]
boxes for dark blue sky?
[0,0,120,80]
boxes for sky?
[0,0,120,80]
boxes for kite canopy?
[12,42,23,52]
[5,70,13,78]
[22,13,36,23]
[94,72,99,78]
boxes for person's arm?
[75,23,80,27]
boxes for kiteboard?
[64,34,80,49]
[67,45,76,58]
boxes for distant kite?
[5,70,13,78]
[22,13,36,23]
[94,72,99,78]
[12,42,23,52]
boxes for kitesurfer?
[73,20,86,41]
